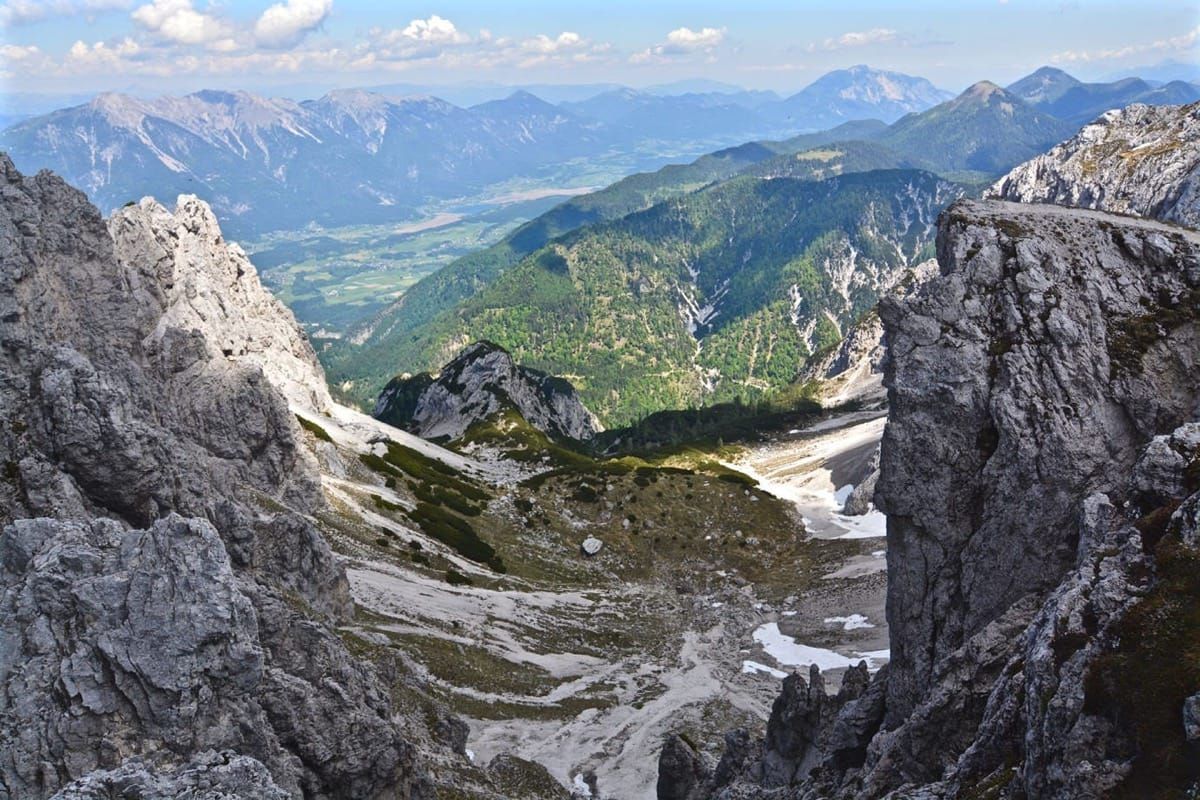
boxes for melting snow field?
[723,412,888,541]
[753,622,890,673]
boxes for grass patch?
[295,414,334,442]
[407,502,505,572]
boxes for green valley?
[367,169,962,426]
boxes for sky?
[1,0,1198,101]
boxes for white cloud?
[665,26,725,50]
[362,17,606,69]
[632,25,726,63]
[132,0,227,45]
[809,27,897,52]
[65,37,142,70]
[1,0,131,25]
[1051,25,1200,63]
[511,31,608,67]
[3,10,613,83]
[0,43,41,61]
[400,14,468,44]
[254,0,332,48]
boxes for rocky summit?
[374,340,601,442]
[990,101,1200,227]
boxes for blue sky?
[1,0,1197,98]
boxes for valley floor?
[309,406,890,798]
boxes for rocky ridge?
[0,154,438,799]
[108,195,333,414]
[662,198,1200,798]
[374,340,601,442]
[989,101,1200,227]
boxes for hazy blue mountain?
[562,89,778,140]
[1098,59,1200,84]
[761,65,954,129]
[643,78,748,94]
[366,81,626,106]
[0,88,617,236]
[1006,66,1083,105]
[1007,66,1200,125]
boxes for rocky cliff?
[989,101,1200,227]
[0,154,429,798]
[665,198,1200,799]
[108,195,333,414]
[878,199,1200,722]
[374,340,601,442]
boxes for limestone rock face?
[877,199,1200,720]
[0,155,428,798]
[656,734,710,800]
[374,340,601,442]
[49,751,290,800]
[690,197,1200,800]
[108,195,333,414]
[989,102,1200,227]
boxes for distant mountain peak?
[964,80,1004,97]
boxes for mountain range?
[3,51,1200,800]
[5,64,1192,242]
[372,168,962,426]
[1007,65,1200,125]
[328,77,1084,416]
[0,66,953,236]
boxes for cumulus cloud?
[132,0,227,46]
[4,9,613,83]
[399,14,468,44]
[632,25,726,63]
[0,43,41,61]
[362,16,606,69]
[514,32,607,66]
[808,27,897,52]
[1051,25,1200,63]
[254,0,332,48]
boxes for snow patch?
[753,622,889,672]
[824,614,874,631]
[742,660,788,679]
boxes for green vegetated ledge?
[358,440,503,572]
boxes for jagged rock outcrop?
[841,445,879,516]
[0,155,430,798]
[989,101,1200,227]
[50,751,290,799]
[108,195,333,414]
[675,198,1200,799]
[374,340,601,442]
[656,734,710,800]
